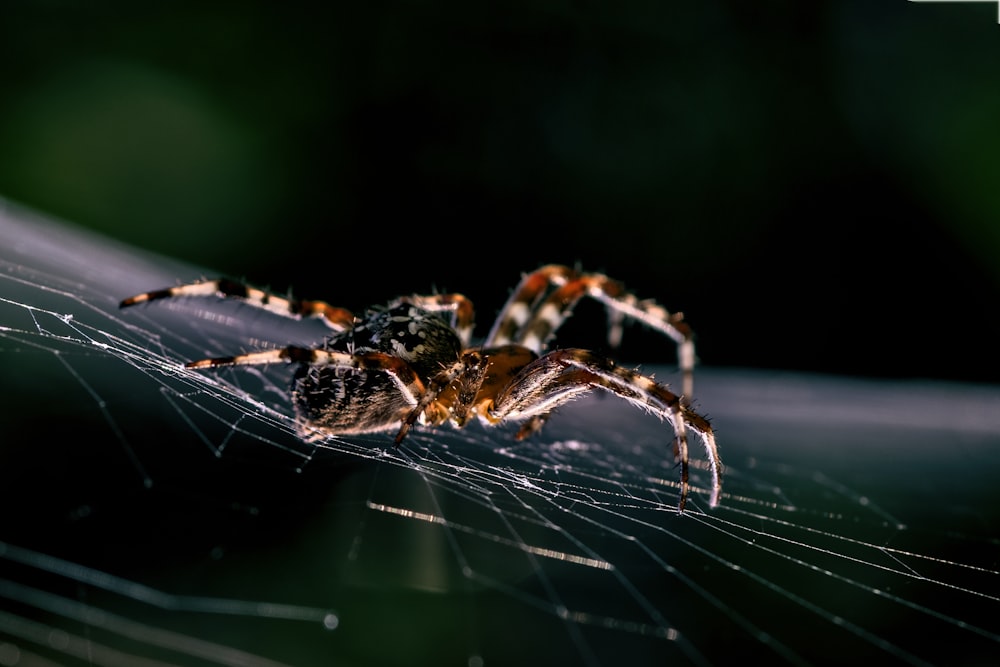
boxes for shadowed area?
[2,201,999,666]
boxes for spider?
[120,264,722,510]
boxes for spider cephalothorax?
[121,264,722,511]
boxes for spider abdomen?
[292,365,412,434]
[292,303,463,434]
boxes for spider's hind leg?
[184,345,432,437]
[120,278,357,331]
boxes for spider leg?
[489,348,721,511]
[391,293,476,347]
[393,355,472,444]
[486,265,696,400]
[486,264,577,346]
[120,278,357,331]
[185,346,428,407]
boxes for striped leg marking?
[490,348,721,511]
[486,264,576,346]
[485,265,697,400]
[185,346,428,408]
[120,278,357,331]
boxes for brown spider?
[120,264,722,511]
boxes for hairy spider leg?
[485,264,577,346]
[394,355,470,444]
[487,348,721,511]
[391,293,476,347]
[120,278,357,331]
[485,264,696,400]
[574,276,695,401]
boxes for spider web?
[1,198,999,667]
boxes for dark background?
[2,1,998,385]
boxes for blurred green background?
[2,0,998,383]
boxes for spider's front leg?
[489,348,722,511]
[487,265,697,401]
